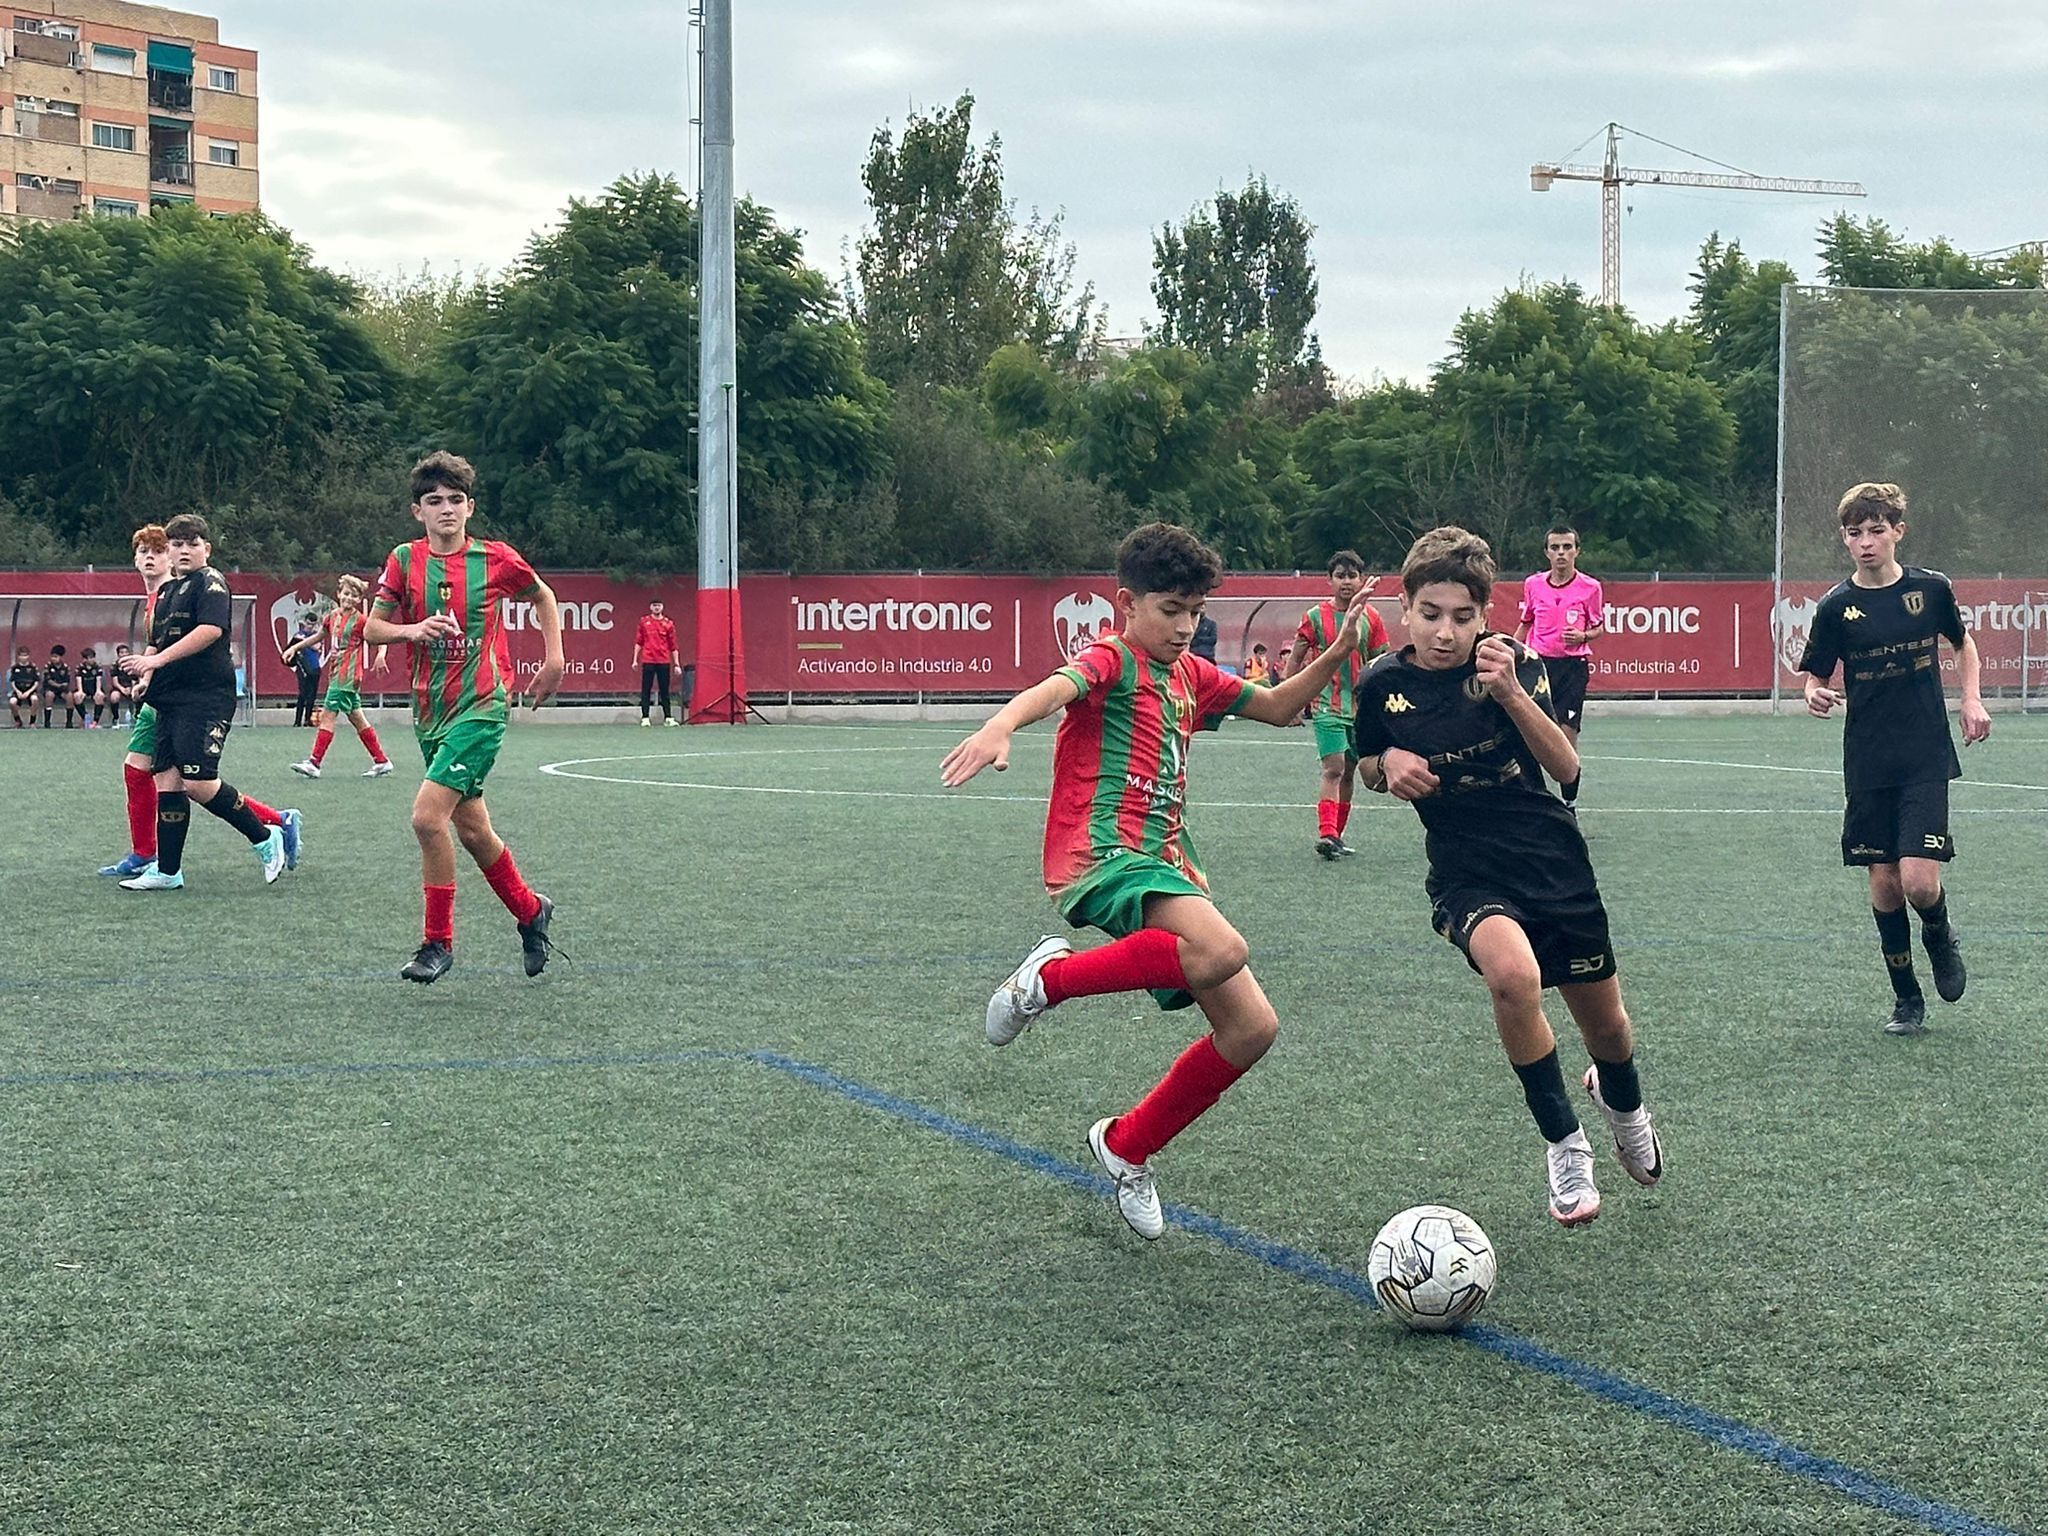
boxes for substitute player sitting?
[1798,481,1988,1036]
[1353,526,1663,1228]
[942,521,1373,1241]
[8,647,36,726]
[287,575,393,779]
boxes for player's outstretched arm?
[1239,586,1374,725]
[125,624,222,676]
[527,581,567,708]
[1954,632,1991,744]
[941,674,1082,786]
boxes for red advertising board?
[6,569,2046,698]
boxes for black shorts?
[1542,656,1589,731]
[1432,889,1618,989]
[151,708,233,781]
[1842,781,1953,865]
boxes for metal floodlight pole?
[691,0,748,722]
[1771,283,1791,714]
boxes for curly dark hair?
[410,451,477,503]
[1400,526,1496,606]
[1328,548,1365,575]
[1116,521,1225,597]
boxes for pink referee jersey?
[1519,572,1604,659]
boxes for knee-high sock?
[1874,906,1921,1001]
[1334,799,1353,835]
[1317,799,1339,839]
[155,791,190,875]
[424,883,456,946]
[359,726,388,764]
[1041,929,1188,1005]
[125,763,158,858]
[199,784,271,844]
[482,847,542,925]
[1513,1049,1580,1142]
[241,797,283,828]
[310,727,334,766]
[1104,1035,1248,1164]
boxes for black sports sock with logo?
[200,784,271,844]
[1916,890,1950,935]
[1874,906,1922,1001]
[1513,1049,1581,1142]
[156,791,190,876]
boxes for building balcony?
[10,32,79,67]
[25,112,81,145]
[150,157,193,187]
[146,72,192,112]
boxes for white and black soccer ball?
[1367,1204,1497,1333]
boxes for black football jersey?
[1353,636,1600,910]
[1798,568,1964,792]
[41,660,69,692]
[147,566,237,712]
[9,662,36,694]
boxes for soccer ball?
[1367,1204,1497,1332]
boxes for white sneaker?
[363,761,394,778]
[640,718,651,728]
[1544,1127,1602,1227]
[120,869,185,891]
[290,759,321,778]
[1583,1065,1665,1187]
[255,828,287,884]
[1087,1117,1165,1240]
[664,717,680,728]
[984,935,1073,1046]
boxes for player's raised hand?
[1474,635,1522,700]
[1381,747,1440,801]
[941,724,1011,786]
[1961,697,1992,745]
[1337,583,1377,648]
[1805,683,1841,719]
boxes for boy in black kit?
[1799,482,1990,1036]
[1353,526,1663,1228]
[116,514,288,891]
[41,645,72,727]
[70,648,104,727]
[8,647,36,725]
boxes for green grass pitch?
[3,712,2043,1535]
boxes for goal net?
[1777,285,2048,705]
[2,592,262,724]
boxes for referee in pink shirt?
[1513,524,1604,810]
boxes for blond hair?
[1837,482,1908,527]
[336,574,368,602]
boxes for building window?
[19,174,82,193]
[13,18,79,37]
[91,44,136,74]
[206,66,237,93]
[92,122,137,151]
[207,139,238,166]
[94,197,140,218]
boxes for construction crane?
[1531,123,1865,307]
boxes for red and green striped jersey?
[1294,600,1388,717]
[323,608,369,688]
[372,538,540,733]
[1042,638,1255,898]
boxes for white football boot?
[984,935,1073,1046]
[1087,1117,1165,1240]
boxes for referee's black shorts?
[1542,655,1590,731]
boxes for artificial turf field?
[3,713,2045,1536]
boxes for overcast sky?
[242,0,2047,384]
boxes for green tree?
[1817,216,2045,291]
[852,93,1097,388]
[433,174,889,570]
[0,207,396,557]
[1689,233,1798,505]
[1151,176,1319,379]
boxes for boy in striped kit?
[1286,550,1388,858]
[942,522,1371,1240]
[365,453,566,984]
[287,575,394,778]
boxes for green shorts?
[418,717,505,800]
[1312,711,1356,762]
[1055,855,1207,1011]
[127,703,156,757]
[322,685,361,715]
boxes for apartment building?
[2,0,255,226]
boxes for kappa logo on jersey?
[1904,590,1926,616]
[268,587,332,659]
[1533,670,1551,696]
[1051,592,1116,663]
[1843,606,1866,621]
[1383,693,1414,713]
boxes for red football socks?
[124,762,157,858]
[1317,799,1339,839]
[244,797,283,828]
[482,847,542,925]
[1041,928,1188,1006]
[310,728,334,766]
[1335,799,1353,835]
[424,883,456,946]
[1105,1035,1248,1165]
[360,727,388,765]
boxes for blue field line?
[3,925,2042,997]
[745,1049,2022,1536]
